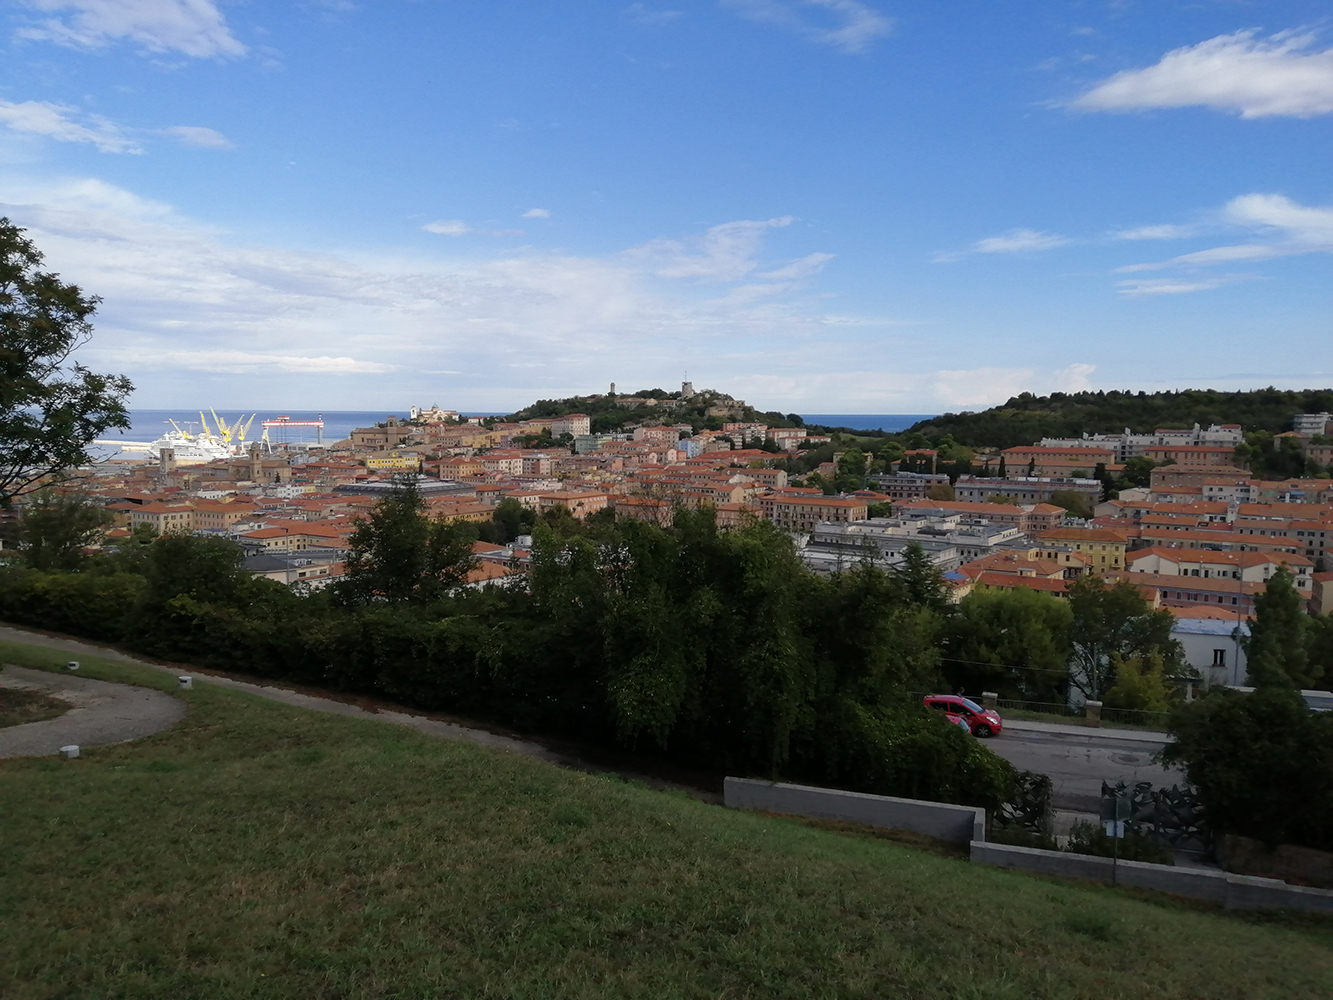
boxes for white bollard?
[178,675,193,690]
[59,745,80,759]
[66,660,79,671]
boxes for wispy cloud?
[722,0,893,55]
[16,0,246,59]
[1116,277,1233,296]
[0,99,140,153]
[934,228,1071,262]
[1071,29,1333,119]
[632,215,799,280]
[733,363,1098,410]
[521,208,550,219]
[160,125,232,149]
[1115,193,1333,277]
[113,350,396,374]
[1109,192,1333,294]
[625,3,683,25]
[423,219,471,236]
[0,177,861,408]
[1111,223,1197,241]
[973,229,1070,253]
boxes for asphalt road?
[988,726,1182,812]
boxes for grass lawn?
[2,639,1330,1000]
[0,684,69,728]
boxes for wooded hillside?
[908,388,1333,450]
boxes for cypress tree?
[1244,568,1318,688]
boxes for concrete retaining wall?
[972,840,1333,914]
[723,777,986,845]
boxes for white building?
[1172,615,1249,688]
[1292,412,1332,436]
[1040,424,1244,462]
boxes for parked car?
[923,695,1004,737]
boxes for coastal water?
[99,409,936,457]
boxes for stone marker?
[66,660,79,671]
[178,675,193,690]
[59,745,80,759]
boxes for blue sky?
[2,1,1331,413]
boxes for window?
[1212,649,1227,667]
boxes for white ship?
[96,412,257,465]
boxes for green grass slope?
[1,640,1329,1000]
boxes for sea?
[97,409,935,458]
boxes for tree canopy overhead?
[0,218,133,506]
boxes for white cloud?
[626,3,683,25]
[1225,192,1333,242]
[160,125,232,149]
[423,219,471,236]
[1114,193,1333,281]
[0,176,860,408]
[936,228,1071,261]
[110,350,396,374]
[633,215,795,280]
[722,0,893,55]
[756,252,834,281]
[521,208,550,219]
[1072,30,1333,119]
[0,100,140,153]
[731,363,1098,411]
[972,228,1070,254]
[1111,224,1196,240]
[1116,277,1231,296]
[17,0,246,58]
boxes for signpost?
[1100,790,1131,884]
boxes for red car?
[924,695,1004,738]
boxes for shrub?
[813,699,1017,812]
[1161,687,1333,852]
[1065,820,1175,865]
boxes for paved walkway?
[0,665,186,758]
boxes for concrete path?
[0,665,186,758]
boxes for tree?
[492,496,535,542]
[1050,489,1093,520]
[1162,688,1333,851]
[1101,652,1174,712]
[942,587,1071,699]
[1066,576,1182,701]
[1244,567,1320,689]
[140,533,252,607]
[926,481,955,502]
[997,455,1007,478]
[336,478,476,605]
[1120,456,1157,488]
[894,542,947,609]
[17,488,111,570]
[1,219,133,507]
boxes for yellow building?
[1036,527,1128,571]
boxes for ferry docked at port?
[96,411,325,464]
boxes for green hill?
[505,388,801,435]
[909,388,1333,450]
[3,639,1330,1000]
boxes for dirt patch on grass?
[0,685,70,728]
